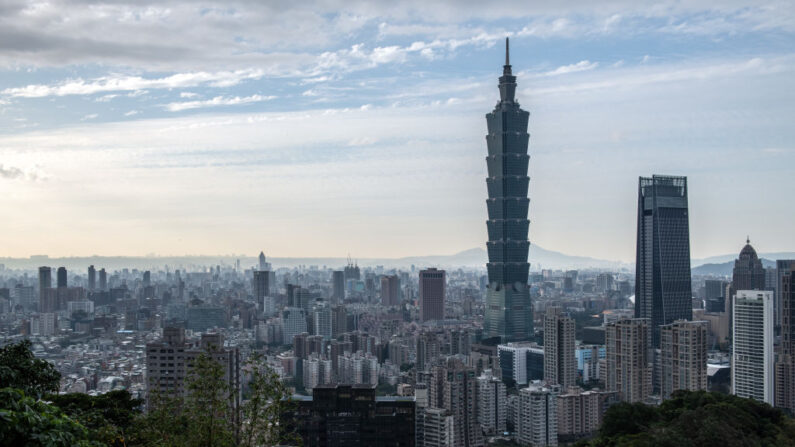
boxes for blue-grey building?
[484,38,533,342]
[635,175,693,347]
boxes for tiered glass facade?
[484,39,533,342]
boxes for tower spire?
[498,37,516,102]
[506,37,510,66]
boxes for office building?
[660,320,708,400]
[605,319,651,403]
[543,307,576,389]
[635,175,692,348]
[186,305,226,332]
[732,239,766,291]
[498,342,544,385]
[287,384,415,447]
[477,369,507,436]
[732,290,774,405]
[484,39,533,343]
[57,267,67,288]
[87,265,96,291]
[419,268,445,322]
[517,382,558,447]
[775,262,795,413]
[381,274,400,306]
[253,270,271,314]
[332,270,345,303]
[98,268,107,291]
[38,266,52,310]
[282,307,308,346]
[312,301,332,340]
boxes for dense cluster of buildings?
[0,40,793,447]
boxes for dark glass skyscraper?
[635,175,692,348]
[484,39,532,342]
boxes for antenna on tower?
[505,37,510,66]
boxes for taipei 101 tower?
[484,38,533,342]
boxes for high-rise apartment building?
[605,319,651,403]
[484,38,533,342]
[428,359,483,447]
[732,290,774,405]
[517,383,559,447]
[419,268,445,322]
[635,175,692,348]
[543,307,576,389]
[557,387,617,442]
[312,301,332,340]
[87,265,96,291]
[659,320,708,400]
[381,274,400,306]
[477,369,507,436]
[57,267,67,288]
[775,263,795,413]
[146,328,240,414]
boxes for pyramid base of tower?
[484,284,533,342]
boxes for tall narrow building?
[605,318,651,403]
[543,306,576,389]
[484,38,532,342]
[732,290,774,405]
[635,175,692,348]
[659,320,708,400]
[775,262,795,413]
[332,271,345,303]
[87,265,96,292]
[381,274,400,307]
[419,268,445,322]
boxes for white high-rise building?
[477,369,507,436]
[732,290,774,405]
[517,382,559,447]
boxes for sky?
[0,0,794,262]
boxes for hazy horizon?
[1,1,793,261]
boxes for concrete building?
[312,301,332,340]
[332,270,345,303]
[381,274,400,306]
[660,320,708,400]
[418,407,454,447]
[498,342,544,385]
[605,319,651,403]
[557,387,617,442]
[428,359,483,447]
[282,307,308,346]
[419,268,445,322]
[732,290,774,405]
[477,369,507,436]
[544,307,576,389]
[517,382,559,447]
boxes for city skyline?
[1,1,794,261]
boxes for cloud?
[541,60,599,76]
[180,92,198,98]
[164,94,276,112]
[81,113,98,120]
[2,69,264,98]
[0,164,43,181]
[124,110,139,116]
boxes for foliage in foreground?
[579,390,795,447]
[0,340,300,447]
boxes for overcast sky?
[0,0,794,261]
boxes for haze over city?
[1,0,794,261]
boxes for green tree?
[183,350,236,447]
[49,390,143,446]
[0,388,102,447]
[239,354,300,447]
[0,340,60,398]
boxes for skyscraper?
[732,290,774,405]
[332,270,345,303]
[659,320,708,400]
[543,306,576,389]
[253,270,270,314]
[87,265,96,291]
[419,268,445,322]
[732,239,766,291]
[635,175,692,348]
[38,266,51,305]
[98,268,107,291]
[775,262,795,413]
[380,274,400,307]
[57,267,67,288]
[477,369,507,436]
[517,383,558,447]
[484,38,533,342]
[428,358,483,447]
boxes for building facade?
[517,383,559,447]
[605,318,651,403]
[732,290,774,405]
[543,307,576,389]
[635,175,692,348]
[660,320,708,400]
[419,268,445,322]
[483,39,533,342]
